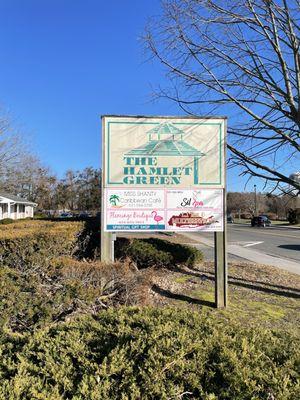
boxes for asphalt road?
[190,223,300,265]
[227,224,300,263]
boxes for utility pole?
[254,184,257,216]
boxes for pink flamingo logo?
[152,210,163,225]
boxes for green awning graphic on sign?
[125,122,205,184]
[125,139,203,157]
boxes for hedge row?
[0,255,149,333]
[115,237,203,268]
[0,218,15,225]
[0,307,299,399]
[0,220,85,269]
[0,220,202,270]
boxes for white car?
[59,212,73,219]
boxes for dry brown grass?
[0,220,84,240]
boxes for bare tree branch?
[145,0,300,192]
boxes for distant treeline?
[227,191,299,219]
[0,162,101,212]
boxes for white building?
[0,192,37,220]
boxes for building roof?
[125,139,204,157]
[0,192,37,206]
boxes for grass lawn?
[144,256,300,334]
[118,231,300,331]
[147,260,300,332]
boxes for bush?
[0,257,149,333]
[115,237,203,269]
[0,218,14,225]
[74,216,101,259]
[0,307,299,399]
[115,238,172,268]
[0,220,85,269]
[146,238,203,267]
[33,212,49,219]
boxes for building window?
[19,204,25,213]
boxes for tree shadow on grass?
[170,265,300,300]
[228,275,300,294]
[152,284,215,308]
[188,264,300,294]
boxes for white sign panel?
[103,116,225,188]
[102,116,226,232]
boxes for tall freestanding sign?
[101,115,227,307]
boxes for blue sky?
[0,0,259,192]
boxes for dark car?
[227,215,234,223]
[251,215,271,227]
[78,211,93,219]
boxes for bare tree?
[227,191,267,215]
[145,0,300,193]
[0,114,25,177]
[3,155,57,205]
[53,168,101,212]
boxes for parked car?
[227,215,234,223]
[59,212,73,219]
[251,215,271,227]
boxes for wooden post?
[214,118,228,309]
[101,230,114,262]
[214,230,227,308]
[101,116,114,262]
[100,175,114,262]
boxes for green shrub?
[0,257,146,333]
[145,238,203,267]
[33,212,49,219]
[0,218,14,225]
[0,220,84,269]
[0,307,299,399]
[116,238,172,268]
[115,237,203,268]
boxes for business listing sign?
[102,116,226,232]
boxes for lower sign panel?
[104,188,223,232]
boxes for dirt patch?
[141,260,300,330]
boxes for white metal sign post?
[101,115,227,308]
